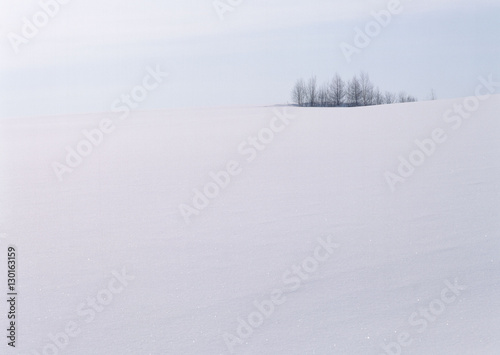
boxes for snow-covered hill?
[1,95,499,354]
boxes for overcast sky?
[1,0,499,118]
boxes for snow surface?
[0,97,499,354]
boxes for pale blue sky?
[0,0,499,118]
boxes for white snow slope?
[0,96,499,355]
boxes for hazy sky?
[1,0,499,118]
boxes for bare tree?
[306,76,318,107]
[317,83,330,107]
[291,79,307,106]
[328,73,345,107]
[373,87,384,105]
[428,89,437,100]
[347,75,362,107]
[398,91,408,103]
[290,73,417,108]
[359,71,374,106]
[398,91,418,103]
[384,91,396,104]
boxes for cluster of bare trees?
[291,72,417,107]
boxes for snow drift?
[0,95,499,354]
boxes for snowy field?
[0,95,499,354]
